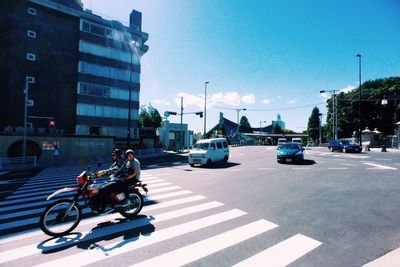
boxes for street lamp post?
[23,76,35,158]
[356,54,362,146]
[203,81,209,139]
[127,43,136,148]
[318,113,323,145]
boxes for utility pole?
[180,97,183,151]
[356,54,362,146]
[203,81,209,139]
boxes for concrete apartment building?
[0,0,148,144]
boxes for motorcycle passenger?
[97,149,141,207]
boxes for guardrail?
[0,156,37,171]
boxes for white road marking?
[130,220,278,267]
[33,209,247,267]
[224,169,242,172]
[362,247,400,267]
[340,163,356,166]
[363,163,397,170]
[1,201,225,264]
[233,234,322,267]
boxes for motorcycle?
[39,170,148,237]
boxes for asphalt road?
[145,146,400,266]
[1,146,399,266]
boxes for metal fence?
[0,156,37,171]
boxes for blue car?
[277,143,304,163]
[328,139,361,153]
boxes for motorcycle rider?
[97,149,141,207]
[96,149,125,178]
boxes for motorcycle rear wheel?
[119,191,143,219]
[40,199,82,237]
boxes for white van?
[188,138,229,167]
[277,138,286,146]
[291,138,303,145]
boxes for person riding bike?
[96,149,125,178]
[96,149,141,207]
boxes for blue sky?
[82,0,400,133]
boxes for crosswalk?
[0,165,322,266]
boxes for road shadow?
[189,162,241,170]
[37,215,155,254]
[279,159,316,165]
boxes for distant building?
[207,112,280,139]
[0,0,148,143]
[272,114,285,130]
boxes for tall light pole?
[356,54,362,146]
[203,81,209,139]
[23,76,35,158]
[318,113,323,145]
[126,41,138,148]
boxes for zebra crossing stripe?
[130,220,278,267]
[142,195,206,212]
[33,209,247,267]
[232,234,322,267]
[145,190,192,201]
[146,186,181,194]
[0,201,225,264]
[0,194,203,244]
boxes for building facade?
[0,0,148,143]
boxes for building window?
[26,53,36,61]
[27,30,36,38]
[27,7,37,15]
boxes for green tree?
[324,77,400,139]
[307,107,321,142]
[239,116,253,133]
[138,104,162,128]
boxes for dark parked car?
[328,139,361,153]
[277,142,304,163]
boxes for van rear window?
[217,142,223,149]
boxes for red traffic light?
[49,120,56,126]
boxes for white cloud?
[241,94,256,104]
[171,91,257,109]
[210,92,241,107]
[287,99,298,105]
[152,99,162,105]
[175,93,204,109]
[261,99,272,105]
[340,85,356,93]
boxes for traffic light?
[195,112,203,118]
[49,120,56,128]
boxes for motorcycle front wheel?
[119,191,143,219]
[40,199,82,237]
